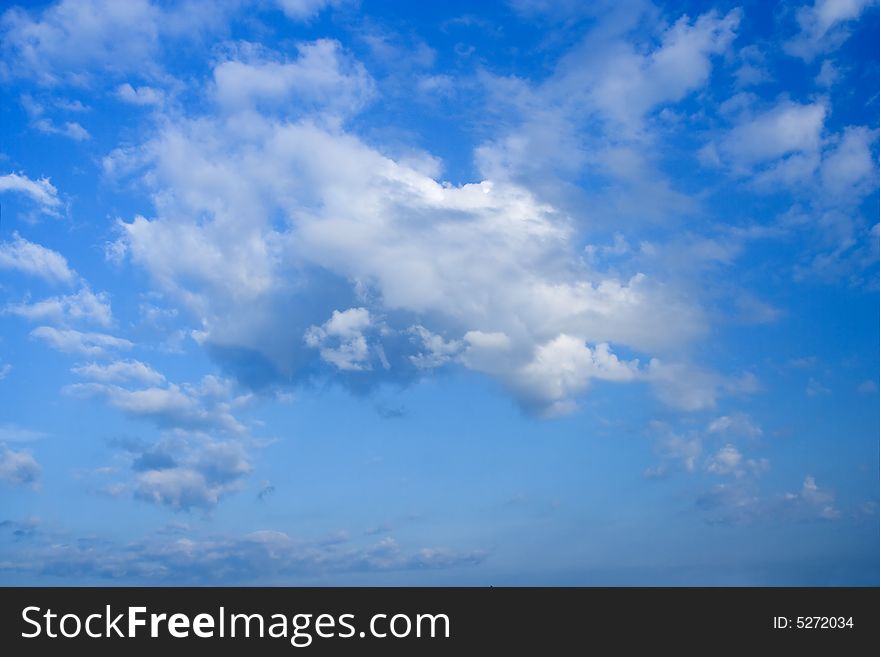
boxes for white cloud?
[1,0,161,84]
[32,117,90,140]
[102,431,254,510]
[6,287,112,327]
[212,39,375,117]
[305,307,373,371]
[588,10,740,131]
[819,126,879,199]
[0,445,41,488]
[0,173,62,215]
[0,0,234,85]
[714,100,827,172]
[475,7,740,219]
[72,359,165,385]
[30,326,132,356]
[786,0,879,60]
[511,337,639,416]
[65,380,245,433]
[0,363,10,380]
[705,444,768,478]
[0,234,75,284]
[409,325,463,369]
[705,444,742,475]
[20,93,91,140]
[108,43,729,416]
[133,442,251,510]
[115,82,164,106]
[815,59,840,86]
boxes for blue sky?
[0,0,877,585]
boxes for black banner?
[0,587,876,653]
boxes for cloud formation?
[0,445,41,488]
[0,234,75,284]
[0,176,62,216]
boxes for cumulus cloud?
[0,174,62,216]
[108,85,711,415]
[0,445,41,488]
[71,368,257,511]
[0,234,75,284]
[510,337,639,416]
[304,307,374,371]
[129,437,252,510]
[30,326,132,356]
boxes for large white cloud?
[111,111,708,414]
